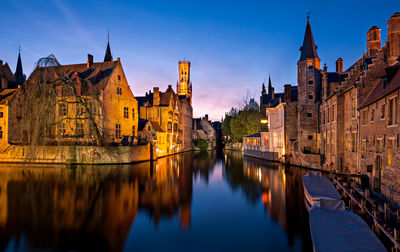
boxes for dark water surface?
[0,150,312,251]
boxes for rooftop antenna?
[307,11,311,21]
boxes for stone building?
[177,61,193,152]
[267,84,298,162]
[137,86,180,155]
[260,75,284,115]
[9,41,139,145]
[137,85,181,155]
[296,18,322,155]
[137,118,166,156]
[0,52,25,149]
[192,115,216,150]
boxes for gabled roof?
[244,132,261,138]
[299,20,318,61]
[0,62,16,83]
[359,65,400,108]
[28,60,118,95]
[138,118,163,132]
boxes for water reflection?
[0,150,311,252]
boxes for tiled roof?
[261,93,284,106]
[327,72,349,83]
[0,89,17,105]
[360,66,400,109]
[150,121,163,132]
[28,61,117,95]
[0,62,16,84]
[244,132,261,138]
[299,20,318,61]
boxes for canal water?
[0,150,312,251]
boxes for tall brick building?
[296,18,322,155]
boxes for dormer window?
[383,77,388,89]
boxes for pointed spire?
[262,83,266,94]
[299,17,318,61]
[14,45,25,85]
[104,29,113,62]
[268,74,273,95]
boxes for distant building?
[137,86,181,155]
[138,118,166,156]
[267,84,298,162]
[260,75,284,115]
[192,114,216,150]
[177,61,193,152]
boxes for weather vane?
[107,29,110,41]
[307,11,311,21]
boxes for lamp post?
[260,119,268,132]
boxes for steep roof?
[0,88,17,104]
[0,62,16,83]
[360,65,400,108]
[28,60,118,95]
[138,118,163,132]
[104,41,113,62]
[299,20,318,61]
[14,51,25,85]
[150,121,163,132]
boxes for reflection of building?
[0,165,139,252]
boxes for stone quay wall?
[0,144,152,164]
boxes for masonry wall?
[102,61,138,143]
[0,144,151,164]
[359,92,400,202]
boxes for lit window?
[124,107,129,119]
[59,103,67,116]
[76,122,84,137]
[388,97,398,126]
[58,123,66,136]
[116,124,121,138]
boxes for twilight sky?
[1,0,399,120]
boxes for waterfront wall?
[224,142,243,151]
[244,149,279,162]
[0,144,152,164]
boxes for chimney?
[284,84,291,102]
[387,12,400,65]
[205,114,209,121]
[336,58,343,72]
[87,54,93,68]
[271,87,275,99]
[366,25,381,57]
[1,78,7,89]
[153,87,160,106]
[0,60,3,66]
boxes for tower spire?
[14,46,25,85]
[299,15,318,61]
[104,29,113,62]
[268,74,273,95]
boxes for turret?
[177,60,192,105]
[366,25,381,57]
[387,12,400,65]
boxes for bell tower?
[177,60,192,105]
